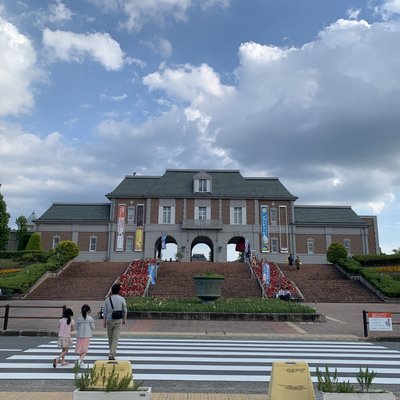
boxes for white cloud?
[140,37,173,58]
[0,16,41,116]
[42,29,125,71]
[347,8,361,20]
[375,0,400,19]
[100,93,128,102]
[48,0,74,23]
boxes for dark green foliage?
[50,240,79,266]
[361,268,400,297]
[25,233,42,251]
[327,243,348,263]
[17,233,32,251]
[0,192,10,251]
[15,216,27,249]
[126,297,316,314]
[337,257,363,274]
[353,253,400,267]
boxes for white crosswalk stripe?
[1,338,400,384]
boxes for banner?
[262,262,270,286]
[261,206,269,252]
[134,226,143,251]
[116,204,126,252]
[161,234,167,250]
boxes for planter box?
[320,391,395,400]
[73,387,151,400]
[193,276,224,304]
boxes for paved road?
[1,336,400,395]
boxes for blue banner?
[148,264,156,285]
[161,234,167,250]
[262,262,270,286]
[261,206,269,252]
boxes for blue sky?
[1,0,400,254]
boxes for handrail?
[245,256,266,298]
[0,304,66,331]
[142,276,152,298]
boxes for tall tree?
[16,215,27,240]
[0,191,10,250]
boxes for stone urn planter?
[320,392,395,400]
[72,387,151,400]
[193,273,224,304]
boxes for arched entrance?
[227,236,245,262]
[155,235,178,261]
[191,236,213,262]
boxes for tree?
[0,191,10,251]
[25,232,42,251]
[392,247,400,255]
[16,215,28,249]
[327,242,348,264]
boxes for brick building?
[34,169,379,264]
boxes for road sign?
[368,312,393,331]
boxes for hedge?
[336,257,363,274]
[361,267,400,297]
[353,254,400,267]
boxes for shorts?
[75,338,91,354]
[57,336,73,348]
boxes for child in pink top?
[53,308,75,368]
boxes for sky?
[1,0,400,255]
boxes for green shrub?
[353,253,400,267]
[17,233,32,251]
[25,233,42,252]
[50,240,79,266]
[337,257,363,274]
[20,251,51,265]
[361,268,400,297]
[327,243,348,263]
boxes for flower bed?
[251,259,300,298]
[118,259,153,297]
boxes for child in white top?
[54,308,75,368]
[75,304,95,368]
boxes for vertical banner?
[261,205,269,252]
[262,261,270,286]
[161,234,167,250]
[134,204,144,251]
[116,204,126,252]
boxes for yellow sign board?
[267,361,315,400]
[92,360,133,389]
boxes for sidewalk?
[1,299,400,339]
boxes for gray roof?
[107,169,296,200]
[36,203,110,222]
[294,206,367,226]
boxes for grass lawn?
[126,297,316,314]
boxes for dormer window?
[193,171,212,193]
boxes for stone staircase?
[280,263,382,303]
[26,262,128,300]
[149,262,262,298]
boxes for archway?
[191,236,213,262]
[227,236,246,262]
[155,235,178,261]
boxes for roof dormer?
[193,171,212,193]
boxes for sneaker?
[108,356,115,360]
[80,362,88,369]
[53,358,57,368]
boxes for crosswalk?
[1,338,400,384]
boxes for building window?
[126,236,133,252]
[163,206,171,224]
[343,238,351,253]
[233,207,243,224]
[271,237,279,253]
[307,238,315,254]
[198,206,207,220]
[89,236,97,252]
[270,208,278,225]
[52,235,60,249]
[127,206,135,224]
[199,179,207,192]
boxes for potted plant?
[72,361,151,400]
[316,366,395,399]
[192,271,225,304]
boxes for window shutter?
[171,206,176,224]
[230,207,233,224]
[194,179,199,193]
[206,207,211,220]
[158,206,163,224]
[242,207,247,225]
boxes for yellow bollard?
[267,361,316,400]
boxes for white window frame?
[270,207,278,226]
[89,236,97,252]
[52,235,60,249]
[198,206,207,220]
[307,238,315,254]
[233,207,243,224]
[162,206,171,224]
[199,179,207,192]
[271,237,279,253]
[126,236,134,252]
[127,206,135,224]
